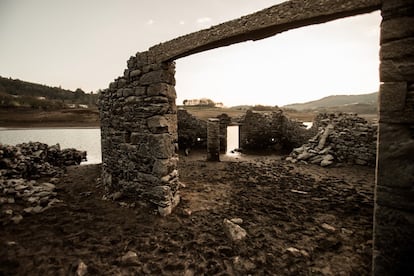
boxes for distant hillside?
[283,92,378,112]
[0,76,98,110]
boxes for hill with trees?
[0,76,98,110]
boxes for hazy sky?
[0,0,381,106]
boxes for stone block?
[127,56,136,69]
[121,88,134,97]
[147,83,176,99]
[377,123,414,188]
[380,59,414,82]
[207,118,220,161]
[117,78,127,88]
[130,69,142,78]
[147,115,169,133]
[134,87,146,96]
[130,132,148,145]
[144,96,169,104]
[379,82,407,112]
[125,96,143,104]
[149,134,175,159]
[140,70,175,85]
[135,51,149,68]
[380,37,414,59]
[381,17,414,43]
[152,158,178,177]
[147,185,173,207]
[381,0,414,13]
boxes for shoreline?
[0,126,100,130]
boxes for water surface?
[0,128,101,164]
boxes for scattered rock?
[111,191,123,200]
[223,218,247,242]
[76,260,88,276]
[120,251,140,266]
[230,218,243,224]
[286,247,310,258]
[11,214,23,224]
[233,256,256,272]
[321,223,337,233]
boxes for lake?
[0,128,101,164]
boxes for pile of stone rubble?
[287,113,377,167]
[0,142,87,224]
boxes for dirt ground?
[0,152,375,275]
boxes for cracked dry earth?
[0,153,374,275]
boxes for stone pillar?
[99,51,180,216]
[207,118,220,161]
[373,0,414,274]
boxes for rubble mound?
[287,113,377,167]
[0,142,87,225]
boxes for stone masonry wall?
[98,52,179,215]
[374,0,414,274]
[240,109,311,153]
[177,109,231,153]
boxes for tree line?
[0,76,99,110]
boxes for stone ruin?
[287,113,377,166]
[239,109,312,153]
[177,109,231,153]
[98,0,414,273]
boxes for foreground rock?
[288,113,377,167]
[0,142,87,224]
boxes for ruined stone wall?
[374,0,414,274]
[177,109,207,150]
[98,52,179,215]
[240,109,311,152]
[177,109,230,153]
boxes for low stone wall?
[287,113,377,166]
[239,109,311,153]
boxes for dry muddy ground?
[0,153,375,275]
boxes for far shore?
[0,107,377,128]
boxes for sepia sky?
[0,0,381,106]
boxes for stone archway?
[98,0,414,274]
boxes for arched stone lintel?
[148,0,381,62]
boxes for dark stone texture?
[378,82,407,112]
[207,118,220,162]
